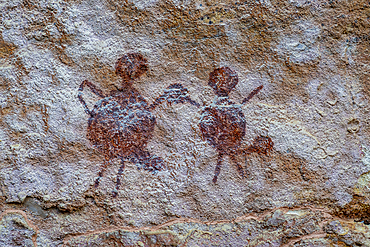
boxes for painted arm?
[78,80,105,116]
[241,85,263,105]
[149,83,200,110]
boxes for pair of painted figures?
[78,53,273,197]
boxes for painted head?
[115,53,149,83]
[208,67,238,97]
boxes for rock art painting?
[199,67,274,182]
[3,1,370,245]
[79,61,274,195]
[78,53,199,197]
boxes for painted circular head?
[115,53,149,81]
[208,67,238,97]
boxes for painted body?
[78,53,198,196]
[198,67,273,182]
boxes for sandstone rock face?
[0,0,370,246]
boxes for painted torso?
[87,88,155,158]
[199,97,246,154]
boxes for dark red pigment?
[199,67,273,182]
[78,53,199,197]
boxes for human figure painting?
[198,67,274,182]
[78,53,199,197]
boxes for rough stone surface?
[0,211,38,247]
[65,208,327,246]
[1,0,370,245]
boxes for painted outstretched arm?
[78,80,106,116]
[149,83,200,110]
[241,85,263,105]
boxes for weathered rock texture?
[1,0,370,246]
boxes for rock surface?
[64,208,370,246]
[1,0,370,246]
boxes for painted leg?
[94,159,110,188]
[213,153,223,183]
[112,159,125,198]
[231,155,245,178]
